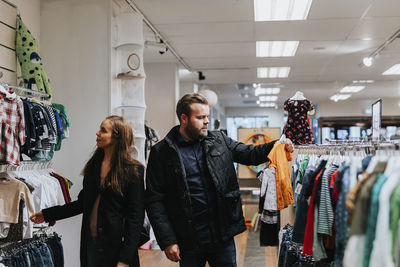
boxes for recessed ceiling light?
[254,0,313,21]
[257,67,290,78]
[255,87,281,96]
[382,64,400,75]
[352,80,375,84]
[256,41,299,57]
[330,94,351,102]
[259,95,278,101]
[362,37,372,41]
[340,86,365,93]
[258,102,277,108]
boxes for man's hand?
[164,244,181,262]
[116,262,129,267]
[285,139,294,153]
[30,211,45,224]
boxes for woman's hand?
[30,211,45,224]
[116,262,129,267]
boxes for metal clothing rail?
[295,141,400,155]
[0,81,50,99]
[0,160,54,172]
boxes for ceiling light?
[362,37,372,41]
[257,67,290,78]
[382,64,400,75]
[258,102,277,108]
[352,80,375,84]
[363,57,373,67]
[256,41,299,57]
[259,95,278,101]
[340,86,365,93]
[330,94,351,102]
[254,0,313,21]
[255,87,281,96]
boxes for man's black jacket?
[145,126,276,250]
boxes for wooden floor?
[139,230,278,267]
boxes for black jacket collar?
[165,125,215,147]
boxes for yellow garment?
[267,142,294,210]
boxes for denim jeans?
[46,235,64,267]
[0,257,13,267]
[30,245,45,267]
[39,243,54,266]
[180,238,237,267]
[1,254,27,267]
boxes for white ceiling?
[136,0,400,108]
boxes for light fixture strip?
[256,41,299,57]
[330,94,351,102]
[382,64,400,75]
[255,87,281,96]
[257,67,290,78]
[259,95,278,101]
[254,0,313,21]
[340,86,365,93]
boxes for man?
[146,93,294,267]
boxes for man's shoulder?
[152,138,168,151]
[208,130,225,139]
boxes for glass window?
[227,116,269,140]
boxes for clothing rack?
[0,161,54,172]
[295,141,400,157]
[0,81,50,99]
[296,140,400,149]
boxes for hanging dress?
[283,99,315,145]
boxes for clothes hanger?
[279,134,287,144]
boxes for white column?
[144,62,180,138]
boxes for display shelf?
[116,74,144,80]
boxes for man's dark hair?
[176,93,208,123]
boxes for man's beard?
[185,122,207,141]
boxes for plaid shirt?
[0,93,26,165]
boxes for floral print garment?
[283,99,315,145]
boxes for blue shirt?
[176,132,220,245]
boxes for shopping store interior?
[1,0,400,266]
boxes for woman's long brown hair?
[82,115,143,195]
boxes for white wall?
[319,98,400,117]
[145,62,179,138]
[179,82,198,98]
[40,0,111,266]
[224,107,285,129]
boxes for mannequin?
[283,91,315,145]
[290,91,306,100]
[288,91,315,115]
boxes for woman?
[30,115,145,267]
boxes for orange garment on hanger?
[267,142,294,210]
